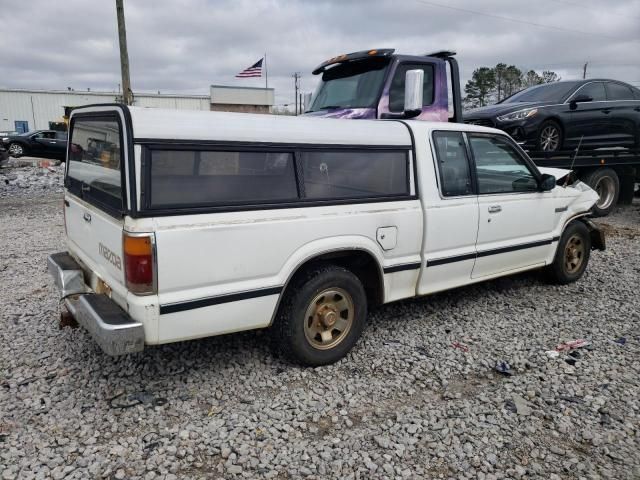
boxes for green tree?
[502,65,523,99]
[493,63,507,102]
[464,63,561,107]
[542,70,561,83]
[523,70,543,88]
[464,67,496,108]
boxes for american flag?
[236,58,263,78]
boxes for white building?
[0,85,274,133]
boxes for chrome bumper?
[47,252,145,356]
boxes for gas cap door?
[376,226,397,251]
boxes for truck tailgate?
[65,194,125,291]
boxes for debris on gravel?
[1,185,639,479]
[0,162,64,198]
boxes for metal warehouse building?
[0,85,274,133]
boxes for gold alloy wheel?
[564,234,585,274]
[303,287,354,350]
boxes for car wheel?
[547,221,591,284]
[538,120,563,152]
[272,264,367,366]
[8,142,25,157]
[581,168,620,217]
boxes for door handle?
[488,205,502,213]
[83,212,92,223]
[602,109,612,114]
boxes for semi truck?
[304,48,639,216]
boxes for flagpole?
[264,53,268,89]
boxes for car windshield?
[308,58,390,112]
[501,82,580,104]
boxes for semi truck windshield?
[308,59,389,112]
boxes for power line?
[413,0,639,43]
[546,0,640,21]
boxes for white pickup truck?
[48,99,604,366]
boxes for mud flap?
[580,218,606,251]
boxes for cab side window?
[432,131,473,196]
[469,135,538,194]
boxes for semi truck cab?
[304,49,463,123]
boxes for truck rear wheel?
[547,221,591,284]
[272,264,367,366]
[582,168,619,217]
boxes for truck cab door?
[468,134,555,279]
[418,130,479,295]
[378,61,448,122]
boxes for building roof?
[0,87,209,99]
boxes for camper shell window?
[142,144,412,212]
[66,115,124,215]
[148,149,298,207]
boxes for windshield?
[501,81,580,104]
[308,58,389,112]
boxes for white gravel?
[1,167,639,479]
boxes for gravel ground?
[1,168,639,479]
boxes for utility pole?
[582,62,588,79]
[116,0,133,105]
[293,72,300,115]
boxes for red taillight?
[123,233,156,294]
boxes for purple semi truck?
[304,49,463,123]
[304,48,640,216]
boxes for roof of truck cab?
[402,119,510,137]
[122,106,413,146]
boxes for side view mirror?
[573,94,592,103]
[569,94,592,110]
[403,69,424,119]
[539,173,556,191]
[303,92,312,112]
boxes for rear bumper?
[48,252,145,356]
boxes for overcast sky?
[1,0,638,107]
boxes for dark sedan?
[464,79,640,152]
[1,130,68,160]
[0,144,8,163]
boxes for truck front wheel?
[272,264,367,366]
[581,168,619,217]
[547,221,592,284]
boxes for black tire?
[581,168,620,217]
[537,120,563,152]
[8,142,26,158]
[272,264,367,366]
[547,221,591,285]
